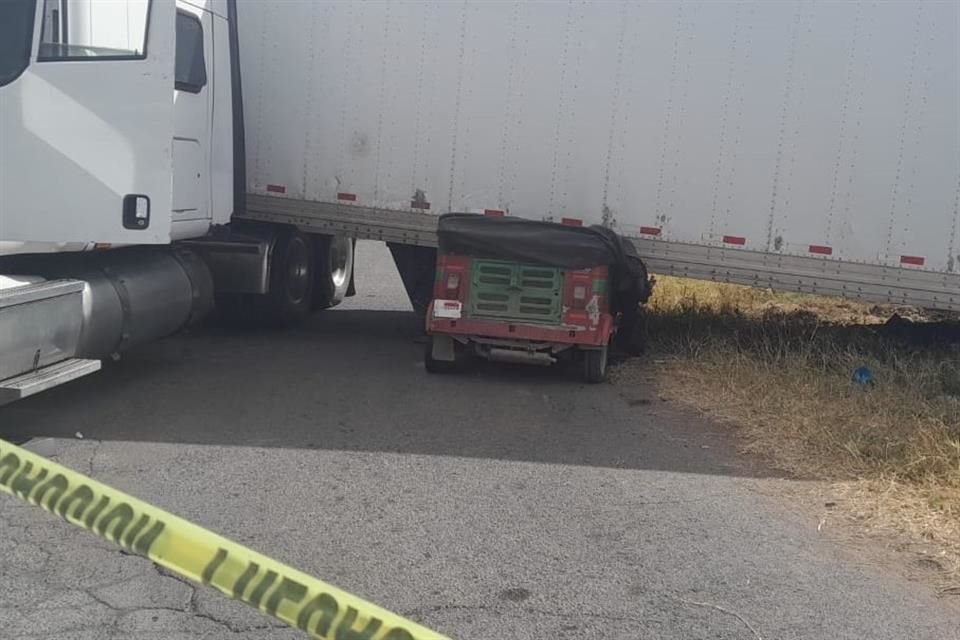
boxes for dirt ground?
[613,276,960,589]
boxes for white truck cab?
[0,0,350,404]
[0,0,236,253]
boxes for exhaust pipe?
[486,347,556,366]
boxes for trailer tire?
[583,346,608,384]
[313,234,354,309]
[264,230,315,326]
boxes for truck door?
[0,0,175,245]
[172,6,211,232]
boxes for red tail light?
[435,255,470,301]
[445,271,462,298]
[563,267,610,328]
[572,284,587,305]
[565,272,592,310]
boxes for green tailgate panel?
[468,260,563,324]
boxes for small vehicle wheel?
[313,234,354,309]
[265,230,315,326]
[424,336,457,374]
[583,345,609,383]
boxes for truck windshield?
[0,0,35,88]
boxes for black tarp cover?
[437,212,653,308]
[438,213,629,269]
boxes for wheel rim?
[329,235,350,288]
[284,236,310,304]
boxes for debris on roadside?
[850,366,875,390]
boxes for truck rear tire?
[583,346,608,383]
[313,234,354,309]
[264,230,315,326]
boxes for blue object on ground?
[851,365,875,388]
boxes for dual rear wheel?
[215,230,353,327]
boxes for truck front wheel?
[313,234,354,309]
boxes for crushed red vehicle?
[425,213,652,383]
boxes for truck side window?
[175,11,206,94]
[0,0,35,86]
[38,0,149,61]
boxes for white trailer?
[0,0,958,402]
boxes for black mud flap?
[431,334,456,362]
[387,243,436,317]
[346,243,357,297]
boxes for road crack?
[672,596,764,640]
[403,602,651,626]
[86,439,104,477]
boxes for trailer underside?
[239,194,960,312]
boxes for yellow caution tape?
[0,438,448,640]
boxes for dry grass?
[616,276,960,576]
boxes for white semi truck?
[1,0,957,403]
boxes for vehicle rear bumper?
[426,301,613,347]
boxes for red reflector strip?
[561,217,582,226]
[337,192,357,202]
[900,255,925,266]
[411,200,431,210]
[722,235,746,246]
[484,209,505,217]
[809,245,833,255]
[639,226,662,236]
[266,184,286,194]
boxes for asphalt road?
[1,241,958,639]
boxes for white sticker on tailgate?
[433,300,463,319]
